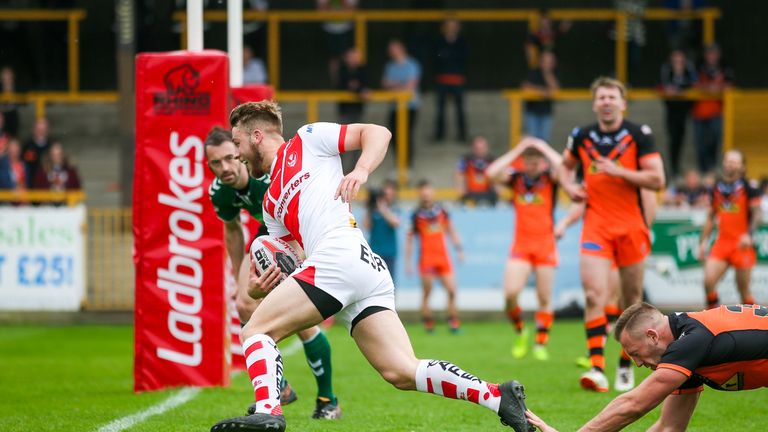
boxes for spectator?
[522,50,559,143]
[692,43,733,174]
[337,46,369,173]
[22,118,53,188]
[433,19,469,142]
[364,179,401,283]
[31,141,81,192]
[0,66,19,137]
[317,0,357,85]
[383,39,421,168]
[0,112,9,153]
[455,136,497,207]
[662,168,709,208]
[660,49,698,178]
[612,0,648,72]
[242,45,267,85]
[525,10,571,68]
[664,0,705,52]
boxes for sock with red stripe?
[415,360,501,413]
[619,348,632,368]
[706,291,719,309]
[534,310,554,345]
[743,295,756,305]
[585,315,607,372]
[243,334,284,416]
[604,304,621,324]
[506,305,524,333]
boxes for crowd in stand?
[0,66,81,203]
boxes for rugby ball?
[249,235,303,277]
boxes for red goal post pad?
[133,50,230,392]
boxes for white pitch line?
[94,336,305,432]
[95,387,201,432]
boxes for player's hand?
[697,242,708,261]
[457,250,465,263]
[563,183,587,202]
[526,410,557,432]
[554,222,567,240]
[335,166,369,203]
[739,233,753,248]
[595,157,622,177]
[248,261,282,299]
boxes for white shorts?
[290,230,396,333]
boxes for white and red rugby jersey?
[262,122,358,256]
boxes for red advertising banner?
[231,85,275,110]
[133,51,230,392]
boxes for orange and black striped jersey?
[660,305,768,393]
[410,204,452,260]
[457,155,493,193]
[506,170,557,243]
[565,120,660,231]
[710,178,761,241]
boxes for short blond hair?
[613,302,661,341]
[590,76,627,101]
[229,100,283,134]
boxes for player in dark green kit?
[205,127,342,420]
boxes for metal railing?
[0,189,86,206]
[0,9,86,94]
[86,207,133,311]
[172,7,721,88]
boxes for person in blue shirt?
[364,179,400,283]
[383,39,421,168]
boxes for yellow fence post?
[307,97,319,123]
[355,16,367,63]
[396,95,409,187]
[268,16,280,91]
[615,12,627,84]
[703,11,715,45]
[510,96,522,148]
[68,13,80,93]
[35,98,46,119]
[723,88,734,152]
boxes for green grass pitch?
[0,321,763,431]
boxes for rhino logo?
[153,63,210,115]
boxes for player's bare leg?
[504,259,532,358]
[703,258,729,308]
[605,267,622,329]
[735,267,756,305]
[212,277,323,432]
[438,272,461,332]
[421,274,436,332]
[532,266,554,361]
[614,261,646,392]
[351,309,535,432]
[579,255,612,392]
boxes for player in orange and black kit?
[455,136,498,206]
[527,302,768,431]
[486,137,562,361]
[698,149,762,309]
[405,179,464,333]
[558,77,665,392]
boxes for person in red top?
[455,135,497,206]
[558,77,665,392]
[527,302,768,432]
[697,149,761,309]
[486,137,562,361]
[406,179,464,333]
[692,43,733,173]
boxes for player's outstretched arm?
[224,218,245,275]
[336,123,391,203]
[554,201,586,239]
[646,392,700,432]
[578,368,687,432]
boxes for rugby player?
[486,137,562,361]
[698,149,761,309]
[558,77,665,392]
[210,101,535,432]
[528,302,768,431]
[405,179,464,333]
[204,127,341,419]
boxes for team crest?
[287,151,298,167]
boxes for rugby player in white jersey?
[210,101,535,432]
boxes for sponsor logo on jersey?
[286,151,298,167]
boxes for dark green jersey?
[208,175,270,222]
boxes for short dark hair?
[382,178,398,190]
[417,179,431,188]
[229,100,283,134]
[205,126,233,148]
[614,302,659,341]
[590,76,627,101]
